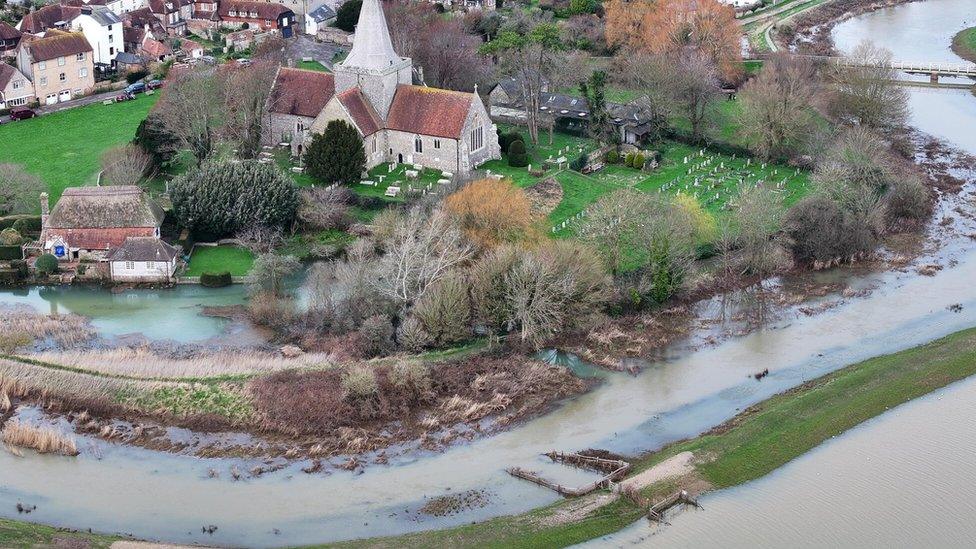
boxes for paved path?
[0,88,124,123]
[285,35,343,70]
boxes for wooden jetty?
[646,490,702,523]
[506,451,631,497]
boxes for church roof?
[337,88,382,136]
[269,68,335,118]
[387,85,474,139]
[340,0,404,71]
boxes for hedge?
[200,271,233,288]
[0,215,41,232]
[0,246,24,260]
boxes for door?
[46,94,58,105]
[397,153,403,164]
[58,90,71,102]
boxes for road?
[0,87,124,124]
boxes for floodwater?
[2,1,976,546]
[586,2,976,547]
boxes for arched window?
[414,135,423,154]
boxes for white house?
[0,63,34,109]
[304,4,335,36]
[106,0,150,16]
[71,6,124,69]
[106,237,181,282]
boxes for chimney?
[40,192,49,229]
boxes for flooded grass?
[2,420,78,457]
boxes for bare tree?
[669,51,723,142]
[737,53,820,161]
[0,164,45,216]
[297,185,354,230]
[728,184,788,276]
[373,207,474,308]
[248,253,301,296]
[223,60,280,159]
[100,144,154,186]
[156,66,226,165]
[827,41,909,130]
[236,225,285,255]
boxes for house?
[62,0,149,17]
[224,28,254,51]
[218,1,295,37]
[70,5,124,69]
[278,0,499,174]
[178,37,203,58]
[40,187,165,261]
[265,66,335,156]
[140,37,173,61]
[115,50,147,71]
[17,3,82,34]
[304,4,335,36]
[122,6,168,40]
[0,22,23,57]
[190,0,219,21]
[16,30,95,105]
[148,0,192,35]
[0,63,35,109]
[106,237,180,282]
[486,74,549,108]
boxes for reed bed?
[0,309,96,350]
[2,420,79,456]
[30,348,338,380]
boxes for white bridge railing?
[811,56,976,76]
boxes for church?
[265,0,500,175]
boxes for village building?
[148,0,192,35]
[40,186,165,262]
[140,36,173,61]
[0,63,35,110]
[16,30,95,105]
[265,67,334,156]
[121,6,167,46]
[70,5,124,69]
[0,22,23,57]
[218,1,295,37]
[269,0,499,174]
[179,37,204,58]
[304,4,335,35]
[106,237,181,282]
[17,3,82,34]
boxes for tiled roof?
[19,4,81,34]
[140,38,172,58]
[123,7,161,30]
[0,63,26,90]
[27,30,92,62]
[180,38,202,52]
[122,25,145,45]
[336,87,382,136]
[218,1,292,20]
[106,237,180,262]
[386,85,474,139]
[47,186,165,229]
[268,67,334,118]
[0,21,22,41]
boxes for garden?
[184,245,255,277]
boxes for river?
[585,1,976,546]
[2,1,975,547]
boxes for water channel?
[1,1,975,546]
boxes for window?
[125,261,135,270]
[12,80,22,90]
[8,97,26,107]
[39,76,48,86]
[469,126,484,152]
[414,135,423,154]
[38,61,46,70]
[371,139,377,153]
[296,121,305,132]
[434,139,441,149]
[76,52,85,61]
[109,35,113,42]
[59,72,66,82]
[229,9,236,16]
[109,47,114,55]
[79,68,88,78]
[58,56,65,66]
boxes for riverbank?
[328,325,976,548]
[778,0,924,54]
[952,27,976,63]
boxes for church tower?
[333,0,412,120]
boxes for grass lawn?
[0,94,159,205]
[329,326,976,549]
[185,245,254,276]
[952,27,976,63]
[0,518,119,549]
[297,59,330,72]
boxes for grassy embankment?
[951,27,976,63]
[325,326,976,548]
[0,94,158,205]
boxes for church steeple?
[342,0,402,70]
[332,0,413,119]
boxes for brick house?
[16,30,95,105]
[17,4,83,34]
[41,186,165,261]
[218,1,295,37]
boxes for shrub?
[606,150,620,164]
[632,153,646,170]
[126,70,149,84]
[170,160,299,238]
[11,217,40,235]
[886,177,931,226]
[341,365,378,400]
[469,245,518,332]
[35,253,59,275]
[358,314,395,358]
[335,0,362,31]
[783,195,876,265]
[388,360,432,398]
[0,228,21,246]
[624,153,635,167]
[304,120,366,186]
[396,316,431,352]
[444,178,539,248]
[569,153,587,172]
[247,292,293,327]
[413,274,472,347]
[133,114,180,169]
[200,271,232,287]
[508,139,529,168]
[499,130,524,154]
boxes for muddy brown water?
[2,2,976,546]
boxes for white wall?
[73,15,124,66]
[110,259,176,282]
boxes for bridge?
[748,54,976,85]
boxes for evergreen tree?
[335,0,363,32]
[133,114,180,169]
[579,70,614,143]
[304,120,367,186]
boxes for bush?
[170,160,299,238]
[358,314,395,358]
[0,246,23,260]
[508,139,529,167]
[200,271,232,287]
[632,153,646,170]
[499,130,524,154]
[133,114,180,169]
[0,228,22,246]
[624,153,635,167]
[605,150,620,164]
[10,217,41,234]
[886,177,931,226]
[396,316,431,352]
[35,254,59,275]
[335,0,362,31]
[569,153,587,172]
[443,178,539,248]
[126,70,149,84]
[412,274,471,347]
[304,120,366,186]
[783,195,877,265]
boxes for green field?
[297,60,330,72]
[0,94,158,205]
[185,245,254,276]
[952,27,976,63]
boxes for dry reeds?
[2,420,79,456]
[0,309,96,350]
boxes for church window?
[469,126,483,152]
[434,139,440,149]
[414,136,423,154]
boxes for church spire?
[341,0,402,71]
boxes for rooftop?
[47,186,165,230]
[386,85,474,139]
[268,68,335,118]
[27,30,92,62]
[106,237,181,262]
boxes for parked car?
[237,58,251,66]
[115,91,135,102]
[125,82,146,95]
[201,55,217,66]
[146,79,163,90]
[10,108,37,121]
